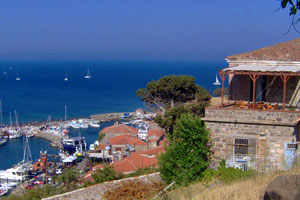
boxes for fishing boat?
[84,68,91,79]
[0,136,7,146]
[0,189,8,197]
[89,121,100,128]
[121,113,132,119]
[61,136,87,154]
[64,70,69,81]
[213,74,221,86]
[16,70,21,81]
[0,165,27,181]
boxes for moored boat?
[62,136,87,154]
[0,136,7,146]
[0,189,8,197]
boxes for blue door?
[285,142,297,169]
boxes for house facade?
[203,38,300,170]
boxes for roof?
[223,64,300,73]
[148,129,165,138]
[97,144,107,150]
[109,134,147,146]
[112,154,158,174]
[131,145,165,156]
[100,124,138,134]
[226,38,300,62]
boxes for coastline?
[24,112,132,148]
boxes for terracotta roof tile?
[100,124,138,134]
[148,129,165,138]
[132,145,165,156]
[109,134,147,146]
[226,37,300,62]
[112,154,158,174]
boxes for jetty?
[90,112,133,121]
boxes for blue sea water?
[0,60,225,169]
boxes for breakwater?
[90,112,133,121]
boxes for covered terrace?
[218,64,300,112]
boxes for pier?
[90,112,134,121]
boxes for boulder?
[264,175,300,200]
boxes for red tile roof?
[109,134,147,146]
[226,37,300,62]
[112,154,158,174]
[100,124,138,134]
[132,145,165,156]
[97,144,107,150]
[148,129,165,138]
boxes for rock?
[263,175,300,200]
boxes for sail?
[213,74,221,86]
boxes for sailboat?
[3,68,7,75]
[84,68,91,79]
[64,70,69,81]
[16,70,21,81]
[213,74,221,86]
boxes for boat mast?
[15,110,19,129]
[0,100,2,128]
[9,112,12,128]
[64,105,67,121]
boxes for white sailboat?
[213,74,221,86]
[64,70,69,81]
[16,70,21,81]
[84,68,91,79]
[3,68,7,75]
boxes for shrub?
[92,166,124,183]
[102,179,163,200]
[202,160,256,184]
[159,114,210,185]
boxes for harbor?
[0,110,149,197]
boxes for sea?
[0,60,226,170]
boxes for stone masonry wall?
[204,108,300,170]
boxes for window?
[234,138,248,155]
[115,147,122,151]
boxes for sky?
[0,0,299,61]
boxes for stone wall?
[42,173,161,200]
[203,108,300,170]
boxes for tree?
[92,166,124,183]
[212,87,229,97]
[279,0,300,33]
[136,75,198,114]
[159,114,210,185]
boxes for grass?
[164,171,284,200]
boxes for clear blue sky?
[0,0,298,61]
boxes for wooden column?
[219,71,228,107]
[280,75,290,110]
[250,74,259,108]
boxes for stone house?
[109,134,148,161]
[98,121,138,144]
[203,38,300,170]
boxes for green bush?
[159,114,210,185]
[202,160,256,184]
[92,166,124,183]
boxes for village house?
[82,145,165,182]
[202,38,300,170]
[109,134,148,160]
[99,121,138,144]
